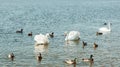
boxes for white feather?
[65,31,80,41]
[34,34,49,44]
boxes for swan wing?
[65,31,80,41]
[34,34,44,43]
[99,27,109,32]
[34,34,49,44]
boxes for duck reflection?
[34,43,48,53]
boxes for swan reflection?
[34,43,48,53]
[65,40,80,45]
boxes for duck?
[49,32,54,38]
[82,41,87,49]
[64,58,77,64]
[36,53,42,62]
[96,32,103,36]
[82,55,94,64]
[34,34,49,45]
[99,22,111,32]
[8,53,15,61]
[65,31,80,41]
[93,42,98,49]
[28,32,32,36]
[16,29,23,33]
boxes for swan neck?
[45,33,50,38]
[108,23,111,31]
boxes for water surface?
[0,0,120,67]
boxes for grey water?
[0,0,120,67]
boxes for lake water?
[0,0,120,67]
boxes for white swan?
[34,34,49,45]
[65,31,80,41]
[99,22,111,32]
